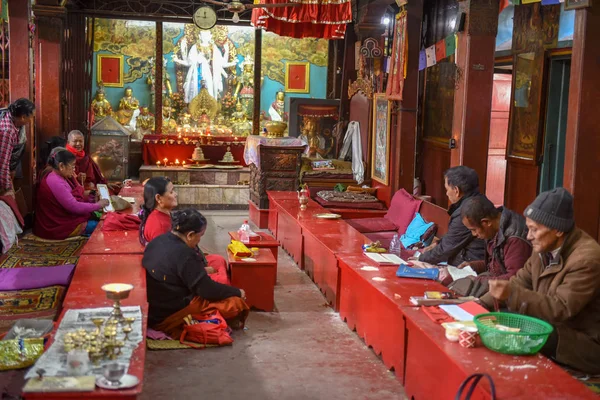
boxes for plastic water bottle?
[238,220,251,243]
[389,234,400,255]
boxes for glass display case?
[89,116,130,181]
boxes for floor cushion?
[346,217,398,233]
[383,189,423,234]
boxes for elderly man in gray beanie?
[482,187,600,374]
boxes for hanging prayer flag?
[386,10,408,100]
[511,0,521,4]
[425,46,436,67]
[522,0,541,3]
[435,41,446,61]
[444,35,456,57]
[541,0,560,4]
[418,50,427,71]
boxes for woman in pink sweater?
[34,148,109,240]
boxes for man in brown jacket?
[484,188,600,374]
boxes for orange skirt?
[155,296,249,339]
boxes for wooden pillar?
[564,3,600,241]
[450,0,499,192]
[33,3,65,146]
[252,28,262,135]
[393,0,424,194]
[8,0,34,211]
[155,22,163,135]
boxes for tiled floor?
[142,211,406,400]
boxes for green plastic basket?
[473,312,554,355]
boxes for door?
[539,58,570,192]
[486,73,512,206]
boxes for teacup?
[103,362,127,387]
[444,322,464,342]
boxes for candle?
[175,159,180,166]
[182,161,186,166]
[163,158,168,166]
[234,137,238,141]
[156,161,161,167]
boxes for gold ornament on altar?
[102,283,134,324]
[189,80,218,121]
[263,121,288,138]
[162,99,177,134]
[91,85,113,125]
[114,87,140,127]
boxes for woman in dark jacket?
[142,209,248,338]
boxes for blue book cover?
[396,265,439,280]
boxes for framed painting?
[565,0,591,10]
[97,54,124,88]
[371,93,391,185]
[285,62,310,93]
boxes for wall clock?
[193,6,217,30]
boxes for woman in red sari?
[139,177,231,285]
[34,148,109,240]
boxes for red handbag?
[179,310,234,349]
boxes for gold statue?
[189,80,218,121]
[91,87,113,125]
[231,101,252,137]
[268,91,286,122]
[300,117,325,158]
[115,87,140,128]
[134,106,155,140]
[161,99,177,134]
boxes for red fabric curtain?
[251,0,352,39]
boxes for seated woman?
[139,177,230,285]
[142,209,249,338]
[34,148,109,240]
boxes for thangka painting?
[421,62,455,142]
[371,94,391,185]
[507,51,545,159]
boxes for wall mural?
[91,19,328,137]
[495,3,574,52]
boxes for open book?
[364,253,406,265]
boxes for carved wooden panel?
[250,145,305,209]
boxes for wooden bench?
[420,200,450,237]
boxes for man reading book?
[446,196,531,297]
[417,166,485,266]
[483,188,600,375]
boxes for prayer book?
[364,253,406,265]
[446,265,477,281]
[395,265,440,280]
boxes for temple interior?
[1,0,600,398]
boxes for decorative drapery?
[251,0,352,39]
[386,11,408,101]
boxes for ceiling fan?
[194,0,300,26]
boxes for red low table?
[81,222,145,255]
[227,248,277,312]
[337,253,447,380]
[228,231,279,260]
[62,254,147,309]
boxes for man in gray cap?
[483,187,600,374]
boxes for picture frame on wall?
[285,62,310,93]
[97,54,124,88]
[371,93,391,185]
[565,0,591,10]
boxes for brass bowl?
[263,121,287,138]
